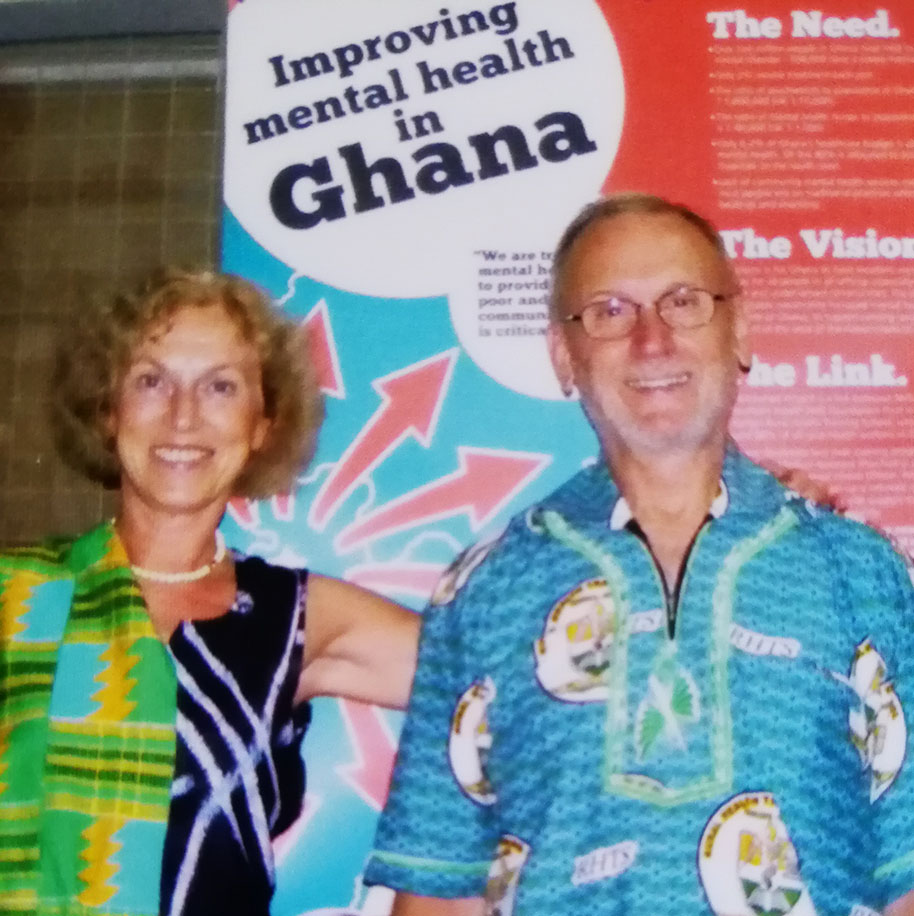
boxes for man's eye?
[667,289,700,309]
[601,299,628,318]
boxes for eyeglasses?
[560,286,733,340]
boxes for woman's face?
[110,302,270,516]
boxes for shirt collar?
[608,480,730,531]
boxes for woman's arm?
[391,892,484,916]
[296,574,420,709]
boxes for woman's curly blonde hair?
[53,267,324,499]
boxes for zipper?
[625,516,712,639]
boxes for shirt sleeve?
[838,522,914,904]
[363,540,505,899]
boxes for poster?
[221,2,914,912]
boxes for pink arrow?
[272,792,322,867]
[308,350,457,531]
[345,562,446,600]
[227,497,260,531]
[302,302,345,399]
[271,493,295,522]
[335,447,551,553]
[336,699,397,811]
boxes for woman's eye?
[135,372,162,390]
[210,378,238,396]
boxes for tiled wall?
[0,35,222,544]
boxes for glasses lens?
[658,288,714,329]
[582,297,637,339]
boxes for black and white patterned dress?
[160,555,310,916]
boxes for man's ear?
[731,296,752,370]
[547,323,575,396]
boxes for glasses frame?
[559,285,734,341]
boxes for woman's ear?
[102,406,118,449]
[251,415,272,453]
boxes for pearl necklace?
[130,531,227,584]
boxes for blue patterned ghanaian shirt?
[365,447,914,916]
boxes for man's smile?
[625,371,691,392]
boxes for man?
[363,194,914,915]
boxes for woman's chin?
[120,482,230,518]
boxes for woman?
[0,269,418,916]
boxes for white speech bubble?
[225,0,624,398]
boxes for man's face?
[548,211,747,461]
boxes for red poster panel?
[599,1,914,542]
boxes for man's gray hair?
[549,192,731,319]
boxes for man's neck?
[605,443,726,588]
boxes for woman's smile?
[111,303,270,516]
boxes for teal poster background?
[222,0,914,911]
[220,209,597,914]
[221,3,623,910]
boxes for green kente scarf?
[0,522,177,915]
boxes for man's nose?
[629,303,675,354]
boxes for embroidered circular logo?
[431,530,503,606]
[848,638,907,802]
[534,578,615,702]
[449,677,497,805]
[485,834,530,916]
[698,792,815,916]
